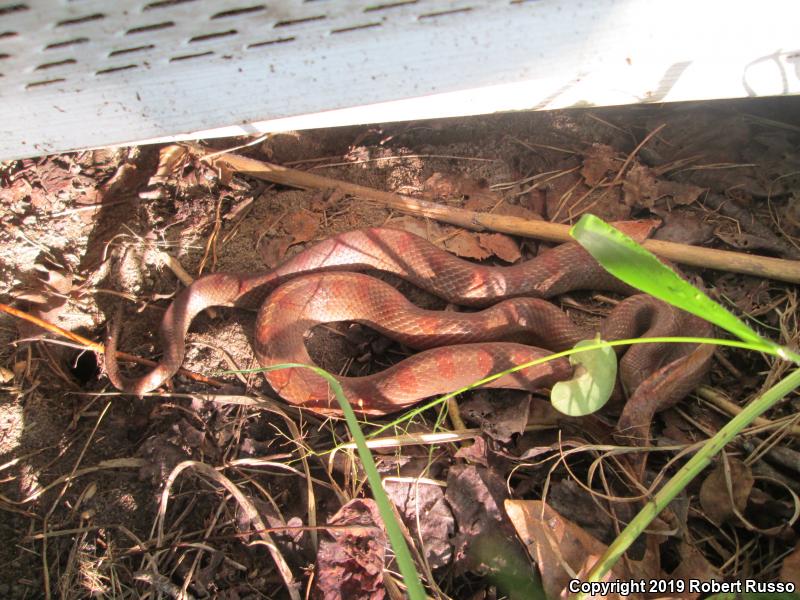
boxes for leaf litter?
[0,99,799,598]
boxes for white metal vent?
[1,0,799,160]
[1,0,491,91]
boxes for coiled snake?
[105,226,714,444]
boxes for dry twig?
[196,147,800,284]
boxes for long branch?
[200,148,800,284]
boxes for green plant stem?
[573,367,800,599]
[366,335,778,440]
[253,364,427,600]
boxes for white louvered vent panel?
[1,1,486,91]
[1,1,799,160]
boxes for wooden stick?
[0,303,224,388]
[202,149,800,285]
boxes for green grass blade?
[575,367,800,599]
[228,363,428,600]
[570,214,782,354]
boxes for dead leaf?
[389,216,445,242]
[423,172,498,209]
[715,229,794,255]
[259,235,293,268]
[477,233,521,263]
[284,210,319,244]
[444,231,490,260]
[547,479,617,545]
[446,465,506,563]
[152,145,188,182]
[505,500,659,600]
[612,219,661,243]
[461,390,530,442]
[314,499,386,600]
[15,268,74,339]
[699,455,754,525]
[622,164,660,208]
[454,436,489,466]
[779,543,800,588]
[384,480,454,569]
[623,164,702,208]
[657,179,704,206]
[669,540,719,586]
[715,273,772,316]
[446,466,544,599]
[581,144,618,186]
[651,208,714,245]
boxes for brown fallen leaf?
[259,235,293,268]
[622,164,660,208]
[454,435,489,466]
[669,540,719,585]
[547,479,618,546]
[15,267,74,340]
[715,229,794,255]
[505,500,661,600]
[384,480,454,569]
[423,172,498,209]
[314,499,386,600]
[446,465,543,599]
[779,543,800,588]
[389,216,446,242]
[152,145,188,183]
[581,143,619,186]
[477,233,521,263]
[699,455,754,525]
[651,208,714,245]
[444,231,490,260]
[284,210,320,244]
[461,390,530,442]
[623,164,703,209]
[657,179,704,206]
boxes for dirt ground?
[1,97,800,599]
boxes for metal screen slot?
[247,36,295,49]
[170,50,213,61]
[126,21,175,34]
[274,15,326,28]
[189,30,237,43]
[45,38,89,50]
[35,58,77,70]
[144,0,198,10]
[55,13,105,27]
[0,4,29,16]
[364,1,418,12]
[109,44,155,57]
[211,5,266,19]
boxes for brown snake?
[105,226,714,443]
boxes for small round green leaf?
[551,338,617,416]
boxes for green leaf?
[570,214,780,354]
[550,337,617,416]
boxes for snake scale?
[105,226,715,443]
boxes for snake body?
[106,227,714,438]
